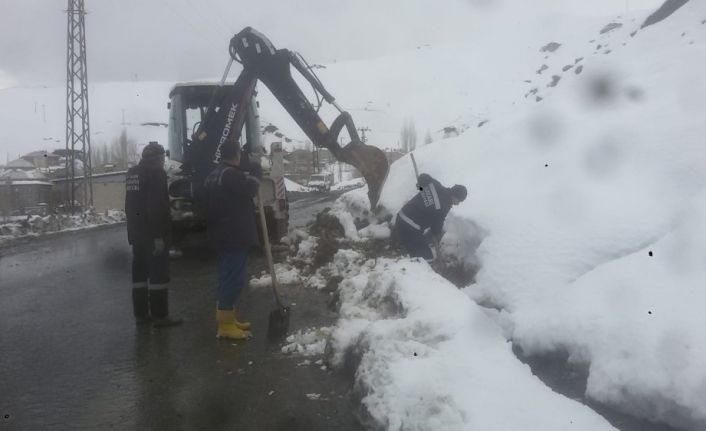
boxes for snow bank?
[512,203,706,429]
[285,177,307,192]
[331,177,365,192]
[295,235,318,263]
[328,255,616,430]
[374,2,706,429]
[0,209,125,246]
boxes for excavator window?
[167,93,186,162]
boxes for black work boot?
[132,286,150,325]
[149,288,182,328]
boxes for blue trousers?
[217,249,248,310]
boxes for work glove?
[423,228,436,243]
[153,238,165,256]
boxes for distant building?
[0,167,53,217]
[283,147,335,184]
[5,158,35,170]
[21,150,62,170]
[52,171,127,213]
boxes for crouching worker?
[393,173,467,263]
[205,142,262,340]
[125,142,182,327]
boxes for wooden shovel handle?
[257,189,284,308]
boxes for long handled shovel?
[257,190,290,340]
[410,153,445,270]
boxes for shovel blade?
[337,141,389,208]
[267,306,291,340]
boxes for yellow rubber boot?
[215,306,251,331]
[233,312,251,330]
[216,309,251,340]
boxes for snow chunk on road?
[306,249,367,290]
[250,263,302,288]
[281,327,332,357]
[329,257,616,431]
[0,209,126,246]
[296,236,318,262]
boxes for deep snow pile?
[0,209,125,246]
[364,2,706,430]
[273,219,615,429]
[325,253,618,430]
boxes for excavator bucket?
[338,141,389,208]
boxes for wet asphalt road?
[0,193,361,431]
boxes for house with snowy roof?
[0,160,53,217]
[20,150,62,170]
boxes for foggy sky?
[0,0,663,86]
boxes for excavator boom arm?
[197,27,389,208]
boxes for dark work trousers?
[217,249,249,311]
[131,243,171,319]
[132,243,170,286]
[394,215,434,262]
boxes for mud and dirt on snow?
[291,203,477,289]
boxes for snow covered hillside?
[0,8,640,160]
[326,1,705,430]
[0,69,17,90]
[0,81,172,159]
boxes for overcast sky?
[0,0,664,86]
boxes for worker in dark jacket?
[205,142,262,340]
[125,142,181,327]
[394,173,467,262]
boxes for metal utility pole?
[312,145,319,174]
[65,0,93,211]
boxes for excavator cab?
[167,83,263,167]
[166,83,289,243]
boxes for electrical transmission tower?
[65,0,93,211]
